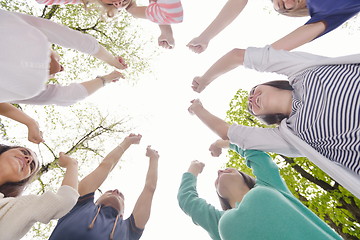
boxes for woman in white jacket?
[0,145,79,240]
[189,46,360,198]
[0,9,127,143]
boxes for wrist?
[96,76,107,86]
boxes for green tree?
[225,89,360,240]
[0,1,158,238]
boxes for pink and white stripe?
[145,0,183,24]
[35,0,82,5]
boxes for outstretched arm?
[188,99,230,140]
[0,103,44,144]
[58,152,79,191]
[191,48,245,93]
[271,22,326,51]
[132,146,159,229]
[78,134,142,196]
[81,70,125,95]
[16,71,125,106]
[187,0,248,53]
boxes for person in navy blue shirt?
[49,133,159,240]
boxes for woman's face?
[96,189,125,214]
[272,0,298,11]
[100,0,132,9]
[248,85,287,116]
[0,148,39,183]
[215,168,247,199]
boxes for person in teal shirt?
[177,140,343,240]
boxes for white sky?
[19,0,360,239]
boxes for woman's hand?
[58,152,78,168]
[187,160,205,177]
[209,142,222,157]
[191,76,209,93]
[187,36,209,54]
[100,70,125,84]
[146,145,159,160]
[125,133,142,145]
[27,121,44,144]
[188,99,203,115]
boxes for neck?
[277,90,293,116]
[228,188,249,208]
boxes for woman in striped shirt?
[35,0,183,49]
[188,46,360,198]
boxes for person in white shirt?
[188,46,360,199]
[0,9,127,143]
[0,145,79,240]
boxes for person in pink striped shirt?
[36,0,183,49]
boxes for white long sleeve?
[8,11,100,55]
[15,83,89,106]
[244,45,360,80]
[0,9,99,103]
[227,124,302,157]
[0,185,79,240]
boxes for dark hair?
[0,145,40,198]
[217,171,256,211]
[248,80,293,125]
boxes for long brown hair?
[0,145,40,198]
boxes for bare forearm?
[203,48,245,85]
[0,103,36,127]
[92,45,123,69]
[159,24,173,35]
[81,78,104,95]
[200,0,247,41]
[61,164,79,190]
[271,22,326,51]
[195,107,230,140]
[145,158,158,192]
[101,140,132,171]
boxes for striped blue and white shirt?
[287,64,360,174]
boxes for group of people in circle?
[0,0,359,239]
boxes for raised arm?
[132,146,159,229]
[11,11,127,70]
[271,22,326,51]
[15,71,125,106]
[0,103,44,144]
[188,99,230,140]
[178,160,223,240]
[58,152,79,191]
[187,0,248,53]
[191,48,245,93]
[78,134,142,196]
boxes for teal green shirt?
[177,146,342,240]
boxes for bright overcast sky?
[20,0,360,239]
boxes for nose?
[60,65,64,72]
[24,155,33,164]
[112,1,122,8]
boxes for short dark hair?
[217,171,256,211]
[0,145,40,197]
[248,80,293,125]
